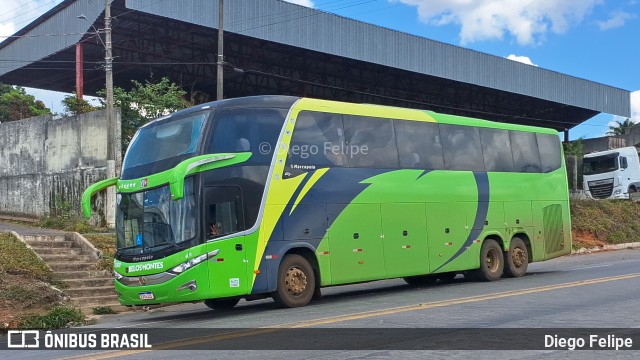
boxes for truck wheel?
[474,239,504,281]
[272,254,315,308]
[504,237,529,278]
[204,298,240,311]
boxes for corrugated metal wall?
[0,0,103,76]
[127,0,630,117]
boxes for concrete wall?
[0,109,121,226]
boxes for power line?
[0,0,39,20]
[2,0,58,27]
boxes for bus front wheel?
[204,297,240,311]
[474,239,504,281]
[504,237,529,278]
[272,254,316,308]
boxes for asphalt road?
[4,248,640,359]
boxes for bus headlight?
[169,250,219,274]
[113,270,123,280]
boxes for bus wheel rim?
[285,267,307,295]
[513,247,526,268]
[485,249,499,272]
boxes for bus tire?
[204,297,240,311]
[404,274,437,286]
[272,254,315,308]
[504,237,529,278]
[474,239,504,281]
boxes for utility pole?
[216,0,224,100]
[105,0,115,163]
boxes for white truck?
[583,146,640,199]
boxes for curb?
[67,232,103,260]
[572,241,640,254]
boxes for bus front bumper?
[114,269,210,306]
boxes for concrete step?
[49,262,97,272]
[31,247,82,255]
[23,235,66,242]
[71,295,121,306]
[40,254,92,262]
[65,286,117,298]
[63,278,114,288]
[26,240,74,248]
[53,270,110,280]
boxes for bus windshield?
[123,112,208,169]
[116,178,197,255]
[583,153,619,175]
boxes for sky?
[0,0,638,139]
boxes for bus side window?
[439,124,485,172]
[205,186,244,239]
[479,128,515,172]
[285,111,345,178]
[536,133,562,173]
[511,131,542,173]
[343,115,399,168]
[207,108,287,165]
[394,120,444,169]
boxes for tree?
[607,118,636,135]
[563,137,583,157]
[99,77,190,153]
[0,84,51,121]
[62,93,98,115]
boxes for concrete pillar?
[106,159,116,228]
[75,43,83,98]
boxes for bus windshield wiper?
[144,242,176,251]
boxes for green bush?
[18,307,85,330]
[92,306,116,315]
[38,195,96,233]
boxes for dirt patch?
[572,230,608,249]
[0,274,67,329]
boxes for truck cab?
[583,147,640,199]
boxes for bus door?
[204,186,249,297]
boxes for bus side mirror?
[621,157,628,169]
[82,177,118,219]
[168,153,251,200]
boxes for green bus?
[83,96,571,309]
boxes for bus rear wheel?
[474,239,504,281]
[504,237,529,278]
[204,298,240,311]
[272,254,316,308]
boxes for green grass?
[0,233,52,282]
[0,284,61,309]
[83,234,116,271]
[571,199,640,245]
[18,307,85,330]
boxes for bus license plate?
[139,292,155,300]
